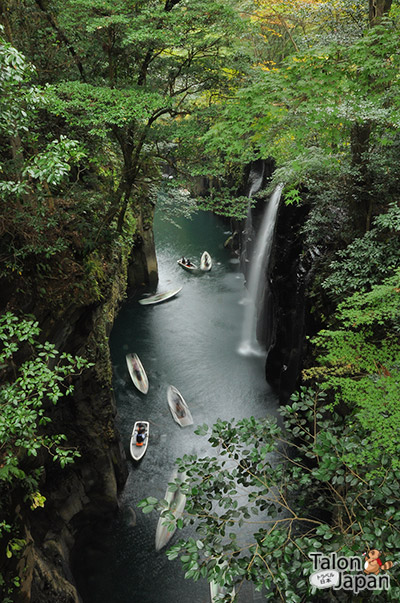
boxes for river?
[76,206,278,603]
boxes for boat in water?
[177,258,198,272]
[155,468,186,551]
[200,251,212,271]
[130,421,149,461]
[138,287,182,305]
[210,560,235,603]
[126,353,149,394]
[167,385,193,427]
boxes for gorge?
[2,1,400,601]
[72,204,280,603]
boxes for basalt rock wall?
[239,162,316,402]
[127,205,158,289]
[3,217,158,603]
[264,201,314,401]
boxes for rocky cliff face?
[264,201,314,401]
[4,219,158,603]
[18,295,127,603]
[127,206,158,289]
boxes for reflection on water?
[75,209,278,603]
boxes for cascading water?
[243,161,266,237]
[247,161,266,198]
[238,184,283,357]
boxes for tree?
[252,0,367,60]
[370,0,393,26]
[2,0,258,234]
[0,312,89,483]
[0,27,100,306]
[304,269,400,471]
[0,312,90,600]
[140,387,400,601]
[191,5,400,232]
[321,203,400,300]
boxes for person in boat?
[186,259,192,266]
[136,424,146,445]
[175,400,186,418]
[133,362,142,381]
[130,357,142,380]
[181,256,186,263]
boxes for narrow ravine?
[75,207,278,603]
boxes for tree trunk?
[34,0,85,80]
[117,183,133,233]
[369,0,392,26]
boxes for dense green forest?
[1,0,400,601]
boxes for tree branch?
[34,0,85,81]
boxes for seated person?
[136,424,146,445]
[175,401,186,418]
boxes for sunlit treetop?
[251,0,369,57]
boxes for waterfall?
[238,184,283,357]
[241,160,267,270]
[247,161,265,198]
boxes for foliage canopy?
[140,387,400,600]
[0,312,90,600]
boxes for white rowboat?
[126,353,149,394]
[210,560,236,603]
[177,259,198,272]
[155,468,186,551]
[210,583,236,603]
[167,385,193,427]
[200,251,212,271]
[130,421,149,461]
[138,287,182,305]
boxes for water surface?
[77,208,278,603]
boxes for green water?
[76,208,278,603]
